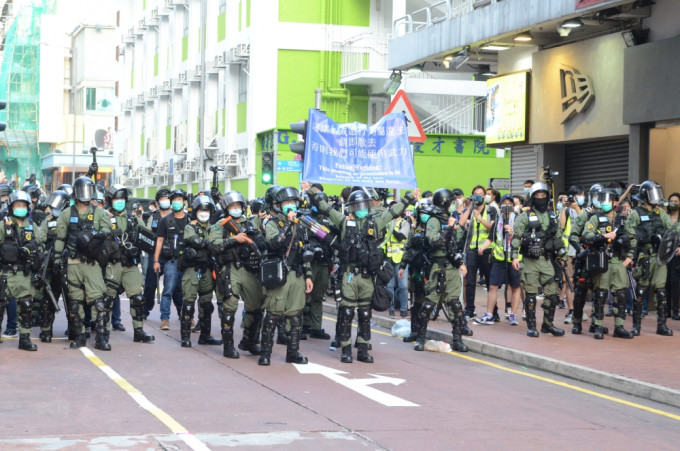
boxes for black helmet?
[45,190,70,217]
[637,180,664,205]
[0,183,12,197]
[57,184,74,198]
[274,187,300,206]
[347,190,372,214]
[249,197,265,214]
[170,189,187,201]
[432,188,453,212]
[22,184,41,200]
[351,186,380,202]
[73,176,96,203]
[155,188,171,201]
[220,190,246,212]
[8,191,31,217]
[106,184,129,208]
[265,185,282,209]
[192,195,215,212]
[94,183,106,203]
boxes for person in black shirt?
[153,190,188,330]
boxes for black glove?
[211,187,221,203]
[87,162,98,177]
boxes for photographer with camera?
[103,185,155,346]
[511,182,565,338]
[581,188,636,339]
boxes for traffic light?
[0,100,6,132]
[289,120,308,159]
[261,151,274,185]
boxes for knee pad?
[94,299,106,313]
[357,305,371,320]
[129,294,144,308]
[655,288,667,300]
[420,301,435,317]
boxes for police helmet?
[264,185,283,212]
[598,188,618,205]
[45,190,70,217]
[416,197,433,216]
[0,183,12,197]
[530,182,549,198]
[249,197,265,214]
[73,177,96,203]
[57,184,74,198]
[7,191,31,216]
[220,190,246,211]
[22,184,41,200]
[106,184,129,207]
[274,187,300,206]
[93,183,106,203]
[169,189,187,201]
[192,195,215,213]
[155,188,171,201]
[346,190,372,213]
[432,188,454,212]
[351,186,380,202]
[637,180,664,205]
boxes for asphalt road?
[1,304,679,450]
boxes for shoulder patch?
[278,221,284,227]
[87,214,94,221]
[587,224,594,229]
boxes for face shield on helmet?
[352,186,380,202]
[598,189,617,213]
[642,181,664,205]
[347,190,371,218]
[192,195,215,222]
[73,177,96,203]
[57,184,74,198]
[45,190,70,217]
[275,187,300,215]
[8,191,31,218]
[220,191,246,212]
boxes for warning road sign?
[384,90,426,142]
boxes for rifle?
[208,166,225,204]
[35,247,60,312]
[219,216,262,258]
[298,214,337,248]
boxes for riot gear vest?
[593,212,631,258]
[633,206,665,247]
[520,209,559,259]
[160,215,185,261]
[149,210,162,233]
[45,216,58,247]
[338,216,384,273]
[111,211,141,266]
[0,218,38,265]
[66,205,100,259]
[183,221,211,269]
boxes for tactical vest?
[66,206,97,258]
[338,216,383,273]
[634,206,665,246]
[160,215,185,261]
[112,212,141,266]
[383,216,408,264]
[520,209,558,259]
[150,210,162,233]
[270,216,308,271]
[0,218,37,265]
[469,206,493,251]
[45,216,58,247]
[182,221,211,269]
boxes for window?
[238,68,248,102]
[85,87,115,112]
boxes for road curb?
[322,302,680,409]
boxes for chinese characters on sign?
[413,136,489,156]
[304,108,417,189]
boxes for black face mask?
[533,197,549,212]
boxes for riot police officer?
[180,195,222,348]
[53,176,113,349]
[306,184,416,363]
[259,187,313,366]
[104,185,155,345]
[421,189,470,352]
[209,191,267,358]
[581,188,636,339]
[35,190,70,342]
[0,191,45,350]
[511,182,565,338]
[628,180,676,336]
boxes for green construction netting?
[0,0,56,185]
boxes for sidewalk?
[322,286,680,409]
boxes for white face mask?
[485,195,492,204]
[513,206,521,214]
[197,212,211,223]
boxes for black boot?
[338,306,355,363]
[130,294,154,343]
[590,290,606,340]
[238,309,262,355]
[93,299,111,351]
[221,311,240,359]
[275,315,288,345]
[449,299,469,352]
[655,289,674,336]
[612,290,634,339]
[68,299,86,349]
[414,301,434,352]
[258,313,276,366]
[285,315,308,364]
[198,303,223,345]
[39,296,55,343]
[571,286,586,334]
[540,294,565,336]
[0,299,5,343]
[403,303,421,343]
[180,303,194,347]
[524,295,539,337]
[17,298,37,351]
[356,305,373,363]
[631,288,645,336]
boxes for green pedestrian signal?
[261,151,274,185]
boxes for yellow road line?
[80,348,210,450]
[322,314,680,421]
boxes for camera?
[567,195,575,204]
[543,165,559,178]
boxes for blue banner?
[303,109,417,189]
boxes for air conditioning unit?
[119,46,126,56]
[148,87,158,99]
[124,98,133,110]
[137,94,145,105]
[127,27,135,39]
[165,0,174,8]
[214,52,226,68]
[177,71,188,85]
[162,80,172,91]
[135,18,146,34]
[173,0,188,6]
[193,65,203,80]
[151,8,159,18]
[175,144,187,154]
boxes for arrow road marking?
[294,362,419,407]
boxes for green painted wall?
[238,1,242,31]
[222,107,226,136]
[246,0,251,27]
[192,183,199,195]
[166,125,172,149]
[182,35,188,61]
[279,0,369,26]
[140,133,145,155]
[130,68,134,89]
[154,54,159,76]
[231,179,248,196]
[147,186,158,199]
[217,12,226,42]
[237,102,247,133]
[135,188,144,198]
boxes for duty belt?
[433,257,449,267]
[0,264,21,274]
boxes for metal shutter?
[510,145,539,195]
[565,138,629,188]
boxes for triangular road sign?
[384,90,426,142]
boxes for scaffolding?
[0,0,54,185]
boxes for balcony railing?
[338,34,389,78]
[420,96,486,135]
[394,0,502,37]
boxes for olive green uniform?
[511,209,565,337]
[399,223,427,342]
[582,212,636,337]
[568,208,601,331]
[627,205,675,335]
[0,216,45,349]
[36,215,61,342]
[54,205,112,348]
